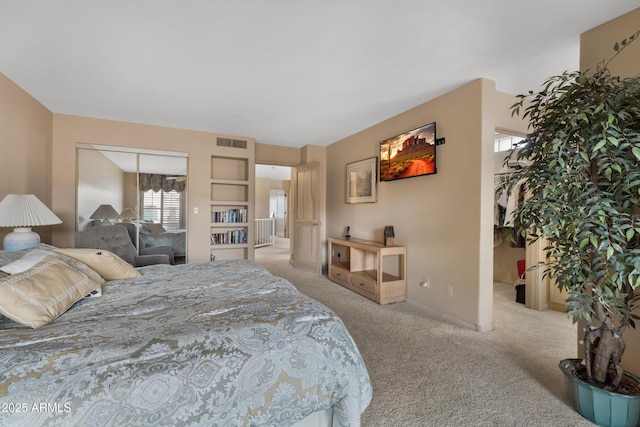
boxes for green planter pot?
[559,359,640,427]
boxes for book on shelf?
[211,208,247,223]
[210,228,247,245]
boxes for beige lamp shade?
[120,208,137,221]
[0,194,62,251]
[90,204,121,220]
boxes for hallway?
[254,236,290,264]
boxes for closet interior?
[493,132,526,289]
[492,131,567,312]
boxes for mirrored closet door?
[76,144,188,261]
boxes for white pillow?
[0,249,51,275]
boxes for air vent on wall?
[216,137,247,149]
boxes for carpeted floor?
[256,240,593,426]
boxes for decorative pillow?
[1,248,41,268]
[54,248,141,280]
[0,255,102,328]
[145,223,166,234]
[0,244,57,279]
[49,251,105,286]
[0,249,52,275]
[0,251,26,268]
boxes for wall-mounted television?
[379,122,437,181]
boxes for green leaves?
[606,30,640,70]
[626,228,635,241]
[501,36,640,362]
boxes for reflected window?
[142,190,184,230]
[494,135,525,152]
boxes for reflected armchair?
[116,222,175,265]
[75,224,171,267]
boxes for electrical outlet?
[446,284,454,296]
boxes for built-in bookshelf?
[210,149,253,261]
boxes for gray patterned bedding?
[0,258,372,426]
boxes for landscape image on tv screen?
[379,122,436,181]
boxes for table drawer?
[329,265,349,285]
[349,273,377,297]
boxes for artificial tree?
[503,31,640,391]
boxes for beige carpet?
[256,242,593,427]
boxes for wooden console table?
[328,237,406,304]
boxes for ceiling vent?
[216,137,247,149]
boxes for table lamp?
[90,204,121,224]
[120,207,138,222]
[0,194,63,251]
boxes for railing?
[255,218,275,248]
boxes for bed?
[0,246,372,426]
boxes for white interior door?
[270,189,286,237]
[292,162,321,273]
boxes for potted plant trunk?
[501,32,640,427]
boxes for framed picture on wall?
[346,157,377,204]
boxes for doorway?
[270,189,287,238]
[493,131,526,287]
[492,130,569,313]
[255,164,291,264]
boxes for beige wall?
[580,6,640,376]
[51,114,255,262]
[494,240,525,284]
[256,143,301,166]
[123,172,138,215]
[77,149,125,230]
[580,7,640,77]
[327,79,503,331]
[255,178,290,219]
[255,177,271,219]
[0,73,54,247]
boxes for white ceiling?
[1,1,638,148]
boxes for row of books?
[211,229,247,245]
[211,208,248,223]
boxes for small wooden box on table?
[328,237,406,304]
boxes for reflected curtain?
[139,174,185,193]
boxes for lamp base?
[3,227,40,251]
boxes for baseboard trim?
[405,299,493,332]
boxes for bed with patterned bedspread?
[0,249,371,426]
